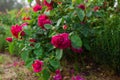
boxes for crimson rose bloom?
[6,37,13,42]
[71,47,83,53]
[53,70,62,80]
[38,14,52,29]
[32,60,43,73]
[62,25,68,30]
[43,0,53,10]
[78,4,86,10]
[93,6,100,12]
[11,25,25,38]
[51,33,71,49]
[33,4,42,12]
[29,38,36,43]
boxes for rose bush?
[7,0,94,79]
[7,0,118,79]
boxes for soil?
[0,53,120,80]
[0,53,38,80]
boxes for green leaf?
[34,48,43,57]
[69,33,82,48]
[25,58,34,68]
[49,31,57,37]
[44,24,52,29]
[8,42,15,55]
[48,64,55,72]
[35,43,41,49]
[86,11,92,17]
[21,51,29,61]
[76,9,85,21]
[56,18,63,27]
[46,0,51,3]
[76,0,82,4]
[56,49,63,60]
[83,40,91,50]
[27,0,33,3]
[43,69,50,80]
[49,60,60,69]
[24,29,31,35]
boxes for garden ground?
[0,53,120,80]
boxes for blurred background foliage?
[0,0,26,12]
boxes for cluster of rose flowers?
[5,0,101,79]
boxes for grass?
[91,12,120,73]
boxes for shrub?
[7,0,120,79]
[91,12,120,74]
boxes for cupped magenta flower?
[51,33,71,49]
[38,14,52,29]
[32,60,43,73]
[43,0,53,11]
[53,70,62,80]
[6,37,13,42]
[33,4,42,12]
[11,24,25,38]
[78,4,85,10]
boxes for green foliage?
[0,56,4,64]
[69,32,82,48]
[46,0,52,3]
[0,25,10,52]
[42,69,50,80]
[56,49,63,60]
[0,9,22,53]
[4,0,120,79]
[0,0,23,12]
[91,6,120,73]
[76,9,85,21]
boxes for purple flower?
[53,70,62,80]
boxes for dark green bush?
[91,10,120,73]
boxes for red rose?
[43,0,53,10]
[53,70,62,80]
[29,38,36,42]
[51,33,71,49]
[93,6,100,12]
[32,60,43,73]
[71,47,83,53]
[38,14,52,29]
[22,16,30,21]
[6,37,13,42]
[11,24,25,38]
[33,4,42,12]
[78,4,85,10]
[62,25,68,30]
